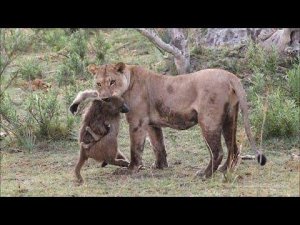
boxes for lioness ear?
[87,64,98,75]
[115,62,126,73]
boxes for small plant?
[0,94,36,151]
[55,63,76,87]
[18,58,43,81]
[245,41,279,76]
[286,60,300,106]
[247,72,265,100]
[42,29,69,51]
[26,90,74,140]
[68,29,88,59]
[91,31,110,63]
[55,53,89,86]
[250,89,299,139]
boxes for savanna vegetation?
[0,28,299,196]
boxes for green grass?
[1,118,299,196]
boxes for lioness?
[71,94,130,183]
[70,62,267,179]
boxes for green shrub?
[68,29,88,59]
[56,64,75,87]
[42,29,69,51]
[91,31,110,63]
[248,72,265,100]
[0,94,36,151]
[56,53,88,86]
[250,89,299,139]
[245,41,279,76]
[287,61,300,106]
[1,29,34,54]
[26,90,74,140]
[18,58,43,81]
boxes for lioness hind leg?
[196,128,223,179]
[219,103,240,173]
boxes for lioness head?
[87,62,130,99]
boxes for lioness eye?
[97,82,101,87]
[110,80,116,86]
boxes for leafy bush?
[56,64,76,87]
[0,94,36,151]
[42,29,69,51]
[1,29,34,54]
[68,29,88,59]
[26,90,74,140]
[18,58,43,81]
[55,53,88,86]
[91,31,110,63]
[247,72,265,100]
[250,89,299,139]
[245,41,279,76]
[287,61,300,106]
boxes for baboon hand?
[70,103,79,115]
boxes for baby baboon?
[70,91,130,183]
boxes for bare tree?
[137,28,190,74]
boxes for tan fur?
[71,63,266,178]
[72,94,130,183]
[28,79,51,91]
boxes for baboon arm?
[86,126,102,141]
[80,141,94,149]
[70,90,99,114]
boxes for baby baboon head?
[102,96,129,114]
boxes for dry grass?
[1,119,299,197]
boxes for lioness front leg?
[128,123,147,172]
[147,126,168,169]
[86,126,101,141]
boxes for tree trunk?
[137,28,190,74]
[167,28,190,74]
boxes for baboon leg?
[86,126,101,141]
[75,150,88,184]
[219,104,240,173]
[147,126,168,169]
[116,151,128,161]
[101,152,129,168]
[101,161,108,167]
[109,158,130,167]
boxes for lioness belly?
[150,107,198,130]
